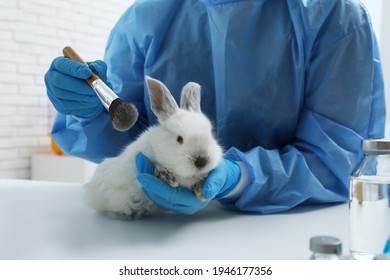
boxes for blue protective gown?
[52,0,386,214]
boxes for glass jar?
[349,139,390,259]
[309,236,342,260]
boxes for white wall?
[0,0,134,179]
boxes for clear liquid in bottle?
[349,175,390,259]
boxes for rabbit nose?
[194,157,208,169]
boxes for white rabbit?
[84,76,223,219]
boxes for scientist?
[45,0,386,215]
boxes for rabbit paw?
[192,180,206,202]
[154,167,179,187]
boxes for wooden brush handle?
[62,46,99,86]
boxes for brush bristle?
[109,99,138,131]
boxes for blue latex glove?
[44,57,106,118]
[136,153,241,214]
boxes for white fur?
[84,76,223,219]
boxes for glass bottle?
[309,236,342,260]
[349,139,390,259]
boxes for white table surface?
[0,179,350,260]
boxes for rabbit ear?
[180,82,201,112]
[145,76,178,121]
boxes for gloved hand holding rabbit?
[84,76,241,218]
[136,152,241,215]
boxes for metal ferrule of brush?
[91,79,118,110]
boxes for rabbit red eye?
[177,136,184,144]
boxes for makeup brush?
[62,46,138,131]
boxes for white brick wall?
[0,0,134,179]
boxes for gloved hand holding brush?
[45,46,138,131]
[45,57,106,119]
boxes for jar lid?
[309,236,342,254]
[362,139,390,153]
